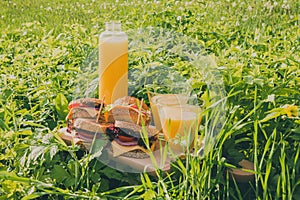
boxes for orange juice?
[99,22,128,104]
[159,105,201,155]
[160,107,199,140]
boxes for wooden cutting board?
[58,127,171,173]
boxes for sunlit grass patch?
[0,0,299,199]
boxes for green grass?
[0,0,300,199]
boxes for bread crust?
[114,96,149,110]
[111,106,149,125]
[115,121,159,137]
[74,118,109,133]
[69,107,114,123]
[112,96,151,125]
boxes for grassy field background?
[0,0,299,199]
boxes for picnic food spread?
[58,21,257,179]
[64,96,160,159]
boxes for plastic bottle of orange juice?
[99,21,128,104]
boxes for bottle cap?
[113,21,121,31]
[105,22,113,31]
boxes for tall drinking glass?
[158,101,202,155]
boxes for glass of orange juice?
[158,104,202,155]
